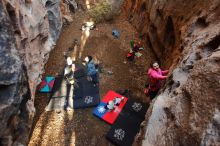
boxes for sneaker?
[66,107,72,111]
[64,106,72,111]
[94,83,99,87]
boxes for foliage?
[88,0,112,23]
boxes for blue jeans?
[90,73,98,84]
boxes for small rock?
[140,121,147,127]
[55,110,61,114]
[173,88,181,95]
[107,71,113,75]
[63,15,73,23]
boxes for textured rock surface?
[42,0,62,41]
[109,0,124,16]
[0,0,62,145]
[124,0,220,146]
[2,0,62,100]
[0,1,29,145]
[87,0,124,22]
[60,0,77,25]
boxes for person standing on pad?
[63,57,75,111]
[145,62,169,99]
[64,57,75,85]
[84,56,98,86]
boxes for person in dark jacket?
[84,56,98,86]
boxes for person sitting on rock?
[145,62,169,99]
[84,56,98,86]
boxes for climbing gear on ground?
[112,29,120,38]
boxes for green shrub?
[88,0,112,23]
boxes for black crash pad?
[74,62,87,79]
[72,76,100,108]
[106,112,143,146]
[106,98,148,145]
[46,75,100,111]
[122,99,148,120]
[74,76,99,99]
[72,94,100,109]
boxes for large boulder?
[0,0,62,145]
[88,0,124,22]
[124,0,220,145]
[0,0,29,145]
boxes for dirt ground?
[29,3,155,146]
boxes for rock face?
[60,0,78,24]
[124,0,220,146]
[109,0,124,15]
[0,1,28,145]
[42,0,63,41]
[0,0,62,145]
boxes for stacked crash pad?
[72,76,100,109]
[93,90,148,146]
[93,90,128,124]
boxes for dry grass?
[88,0,112,23]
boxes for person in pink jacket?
[145,62,169,99]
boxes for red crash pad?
[93,90,128,124]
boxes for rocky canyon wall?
[0,0,62,145]
[124,0,220,146]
